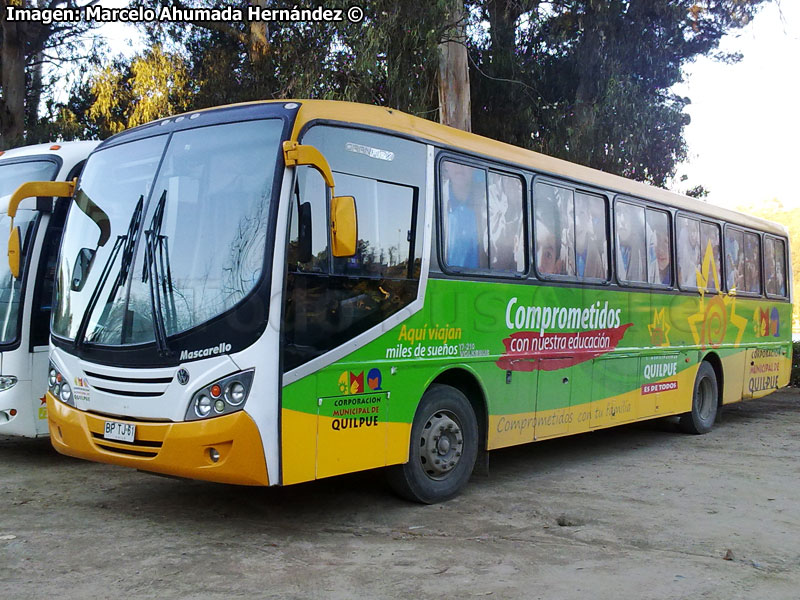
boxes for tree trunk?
[1,0,28,147]
[248,0,270,64]
[26,52,44,136]
[438,0,471,132]
[25,0,46,136]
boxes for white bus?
[0,141,98,437]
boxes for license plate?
[103,420,136,443]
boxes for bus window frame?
[722,223,763,298]
[532,174,611,285]
[763,233,790,300]
[0,155,63,181]
[674,211,723,295]
[436,152,530,279]
[612,195,673,290]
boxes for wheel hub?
[419,411,463,479]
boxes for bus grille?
[84,370,173,398]
[89,432,163,458]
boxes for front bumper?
[0,380,45,438]
[47,392,269,486]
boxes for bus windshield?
[52,119,283,347]
[0,159,59,345]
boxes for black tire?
[679,361,718,434]
[387,384,479,504]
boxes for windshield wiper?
[74,195,144,349]
[141,190,175,355]
[108,195,144,302]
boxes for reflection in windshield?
[54,119,283,347]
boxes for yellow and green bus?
[19,100,790,503]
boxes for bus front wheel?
[679,361,718,434]
[387,384,478,504]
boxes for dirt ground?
[3,389,800,600]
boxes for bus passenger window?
[487,172,525,272]
[441,161,487,270]
[743,232,762,294]
[615,202,646,283]
[646,209,671,286]
[534,182,574,276]
[765,237,787,296]
[724,228,745,292]
[699,222,721,291]
[575,192,607,280]
[677,216,701,288]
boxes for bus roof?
[286,100,786,238]
[97,99,787,238]
[0,140,99,165]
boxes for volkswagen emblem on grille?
[176,368,190,386]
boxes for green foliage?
[49,0,772,187]
[128,0,447,118]
[89,44,192,134]
[48,45,193,140]
[469,0,769,187]
[685,185,711,199]
[0,0,100,147]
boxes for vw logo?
[176,368,190,386]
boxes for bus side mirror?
[298,201,313,263]
[71,248,96,292]
[283,141,335,189]
[7,179,77,278]
[8,227,21,279]
[331,195,357,257]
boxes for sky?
[85,1,799,212]
[672,1,800,211]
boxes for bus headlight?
[60,382,73,404]
[225,381,246,406]
[0,375,18,391]
[48,361,75,407]
[195,395,212,417]
[185,369,254,421]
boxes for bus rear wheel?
[679,361,718,434]
[387,384,478,504]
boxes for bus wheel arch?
[701,351,725,413]
[429,368,488,451]
[387,371,484,504]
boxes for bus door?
[639,352,681,417]
[534,360,572,439]
[742,346,785,400]
[590,353,639,428]
[282,126,426,480]
[28,201,68,434]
